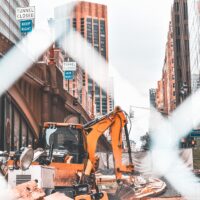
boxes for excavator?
[6,107,134,199]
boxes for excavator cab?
[44,124,86,164]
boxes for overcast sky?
[107,0,173,140]
[30,0,174,141]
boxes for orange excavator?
[7,107,134,199]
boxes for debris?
[12,180,45,200]
[44,192,73,200]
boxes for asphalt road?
[159,177,181,198]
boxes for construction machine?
[6,107,134,199]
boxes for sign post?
[63,61,76,92]
[64,71,74,80]
[16,6,35,35]
[20,20,32,33]
[63,62,77,71]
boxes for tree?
[140,132,151,151]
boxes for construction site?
[1,0,200,199]
[0,106,198,200]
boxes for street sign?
[20,20,32,33]
[64,71,74,80]
[16,6,35,21]
[63,62,77,71]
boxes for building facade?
[156,22,176,114]
[156,0,191,115]
[171,0,191,105]
[149,89,156,108]
[188,0,200,92]
[156,80,164,112]
[163,22,176,114]
[55,1,112,117]
[0,0,29,44]
[191,74,200,92]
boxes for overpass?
[0,33,111,152]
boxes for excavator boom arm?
[83,107,134,180]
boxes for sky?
[105,0,173,141]
[30,0,173,141]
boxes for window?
[178,69,182,79]
[176,39,181,52]
[81,18,84,36]
[175,2,179,12]
[183,2,188,20]
[184,24,188,35]
[176,26,180,36]
[73,18,76,30]
[14,110,20,151]
[87,18,92,44]
[175,15,179,24]
[21,121,27,147]
[185,40,189,52]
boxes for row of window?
[0,95,35,152]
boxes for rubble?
[12,181,45,200]
[44,192,72,200]
[12,181,73,200]
[146,198,184,200]
[96,173,167,200]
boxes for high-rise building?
[163,22,176,114]
[191,74,200,93]
[171,0,191,105]
[149,89,156,108]
[188,0,200,92]
[155,22,176,115]
[0,0,30,44]
[73,1,109,116]
[55,1,110,116]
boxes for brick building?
[161,22,176,114]
[155,0,191,114]
[156,80,164,112]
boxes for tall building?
[55,1,110,116]
[0,0,30,44]
[163,22,176,114]
[191,74,200,93]
[149,89,156,108]
[155,22,176,115]
[188,0,200,92]
[171,0,191,105]
[72,1,109,116]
